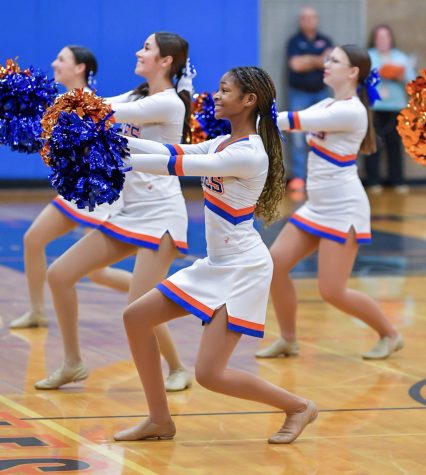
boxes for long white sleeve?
[278,99,363,133]
[107,91,176,126]
[125,137,170,154]
[105,91,134,104]
[128,143,264,179]
[125,136,213,155]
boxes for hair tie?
[88,70,97,90]
[359,68,381,106]
[177,57,196,94]
[269,98,286,143]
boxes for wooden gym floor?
[0,187,425,474]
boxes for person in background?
[285,5,333,194]
[364,24,416,194]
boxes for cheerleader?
[256,45,403,361]
[34,32,192,392]
[113,66,317,444]
[10,45,128,330]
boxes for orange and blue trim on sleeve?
[308,139,357,167]
[290,213,372,244]
[164,144,185,176]
[288,112,301,130]
[51,197,104,228]
[167,154,184,176]
[157,280,265,338]
[164,144,184,156]
[203,191,255,225]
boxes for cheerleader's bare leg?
[86,264,132,292]
[84,230,132,292]
[317,228,403,358]
[127,233,191,388]
[10,204,78,329]
[115,288,187,440]
[256,223,318,358]
[34,230,136,389]
[317,228,397,336]
[115,299,316,443]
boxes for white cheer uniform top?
[278,96,367,190]
[107,88,185,203]
[126,134,269,257]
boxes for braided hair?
[228,66,285,224]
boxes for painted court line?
[0,395,157,475]
[15,405,426,422]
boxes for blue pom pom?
[0,65,58,153]
[193,92,231,140]
[46,110,129,211]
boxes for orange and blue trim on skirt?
[97,221,188,254]
[51,197,104,228]
[290,213,371,244]
[157,280,265,338]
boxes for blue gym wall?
[0,0,259,181]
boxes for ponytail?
[131,82,149,100]
[177,89,192,143]
[340,44,377,154]
[229,67,285,225]
[257,113,286,224]
[358,84,377,154]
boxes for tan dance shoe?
[114,418,176,441]
[10,311,48,328]
[362,334,404,360]
[268,400,318,444]
[165,368,192,392]
[34,363,89,389]
[255,338,300,358]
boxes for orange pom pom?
[41,88,113,165]
[397,69,426,167]
[0,58,30,78]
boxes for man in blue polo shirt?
[286,6,333,193]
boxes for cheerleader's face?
[213,73,256,120]
[135,34,171,78]
[323,47,358,89]
[51,47,85,86]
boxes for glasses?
[323,56,352,67]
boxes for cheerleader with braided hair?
[112,66,317,444]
